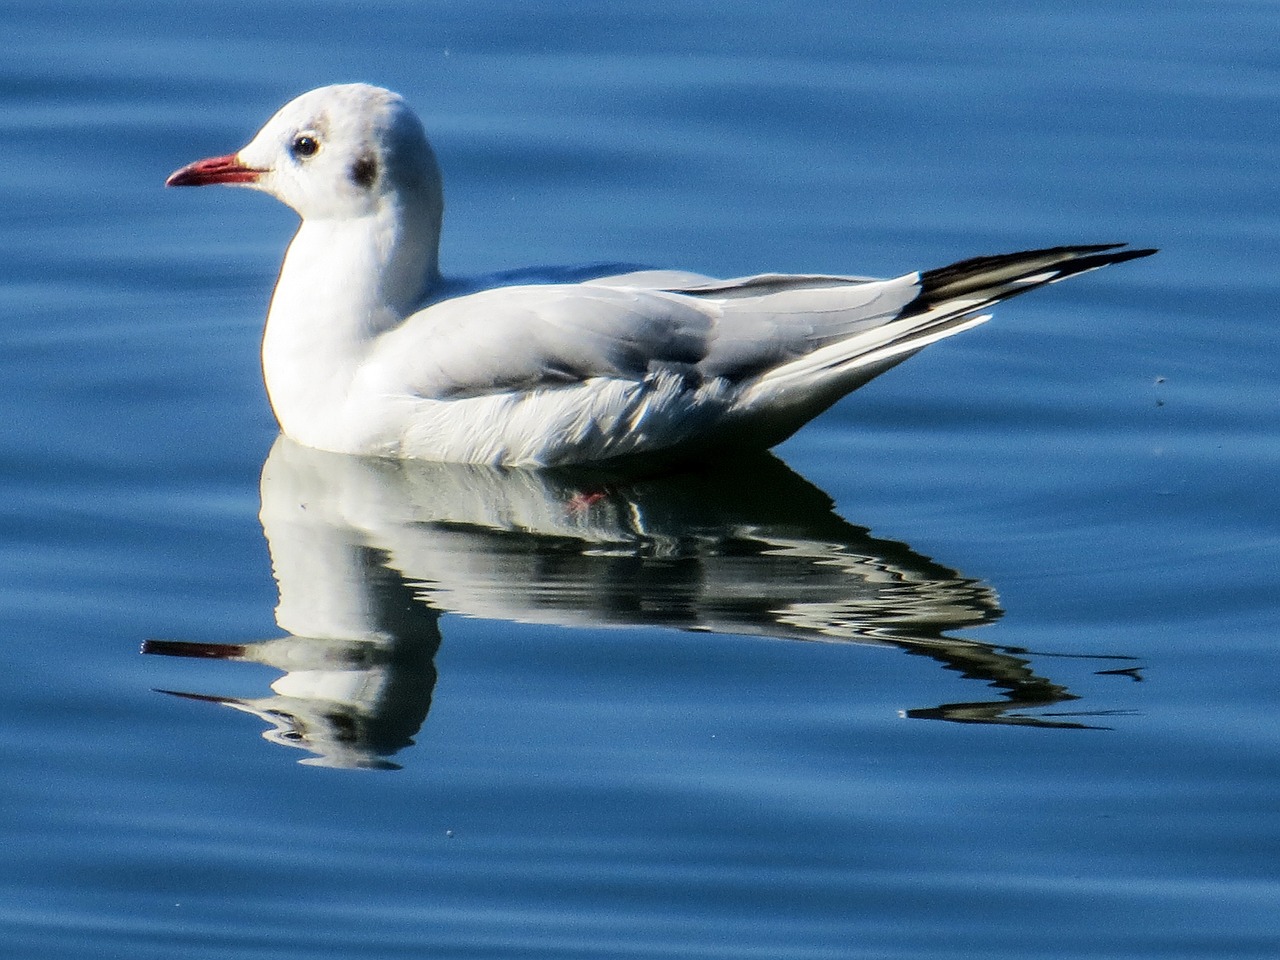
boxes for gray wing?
[376,283,714,400]
[372,272,921,401]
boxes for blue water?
[3,1,1278,957]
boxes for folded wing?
[369,244,1154,419]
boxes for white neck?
[261,201,439,449]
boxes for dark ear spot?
[349,155,378,189]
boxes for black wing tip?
[1102,244,1159,262]
[1071,242,1159,261]
[1043,243,1158,280]
[1003,242,1157,258]
[916,242,1158,307]
[924,242,1156,278]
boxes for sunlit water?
[2,2,1278,958]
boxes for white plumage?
[167,83,1153,467]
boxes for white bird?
[167,83,1153,467]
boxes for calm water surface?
[2,1,1278,958]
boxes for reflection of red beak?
[165,153,264,187]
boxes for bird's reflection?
[145,438,1132,768]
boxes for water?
[3,1,1278,957]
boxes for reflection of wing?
[145,438,1133,768]
[268,441,1000,644]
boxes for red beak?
[165,153,264,187]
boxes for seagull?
[167,83,1154,467]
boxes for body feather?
[166,83,1156,466]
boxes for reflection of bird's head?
[146,633,436,769]
[249,695,406,770]
[155,688,404,770]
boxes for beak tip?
[165,153,262,188]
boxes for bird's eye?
[290,134,320,159]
